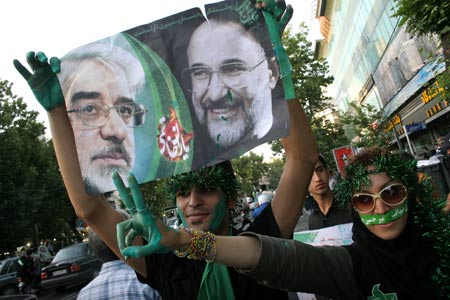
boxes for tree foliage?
[265,158,284,191]
[339,101,392,148]
[231,152,268,197]
[0,79,77,254]
[269,23,348,171]
[140,177,174,216]
[393,0,450,61]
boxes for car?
[0,257,19,296]
[40,242,101,292]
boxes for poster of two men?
[58,0,290,194]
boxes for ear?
[267,56,279,89]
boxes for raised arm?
[13,52,146,276]
[259,0,318,237]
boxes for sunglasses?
[351,182,408,213]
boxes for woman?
[115,147,449,299]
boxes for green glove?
[113,172,170,259]
[13,51,65,111]
[257,0,296,100]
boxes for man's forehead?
[188,21,262,61]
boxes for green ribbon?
[359,201,408,226]
[261,2,296,100]
[198,228,235,300]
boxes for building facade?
[312,0,448,158]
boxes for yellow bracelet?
[174,228,216,262]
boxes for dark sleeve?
[247,203,282,238]
[236,232,362,300]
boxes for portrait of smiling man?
[182,12,287,166]
[58,37,147,194]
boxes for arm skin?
[255,0,319,239]
[46,107,148,277]
[272,100,318,238]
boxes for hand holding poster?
[58,0,290,194]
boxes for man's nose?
[206,72,228,101]
[312,171,321,181]
[188,189,204,207]
[99,110,128,142]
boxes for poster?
[293,223,353,246]
[332,145,355,175]
[58,0,290,194]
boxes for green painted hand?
[113,172,170,258]
[256,0,296,99]
[13,51,65,111]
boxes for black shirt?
[137,205,289,300]
[308,198,352,230]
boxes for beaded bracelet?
[174,228,217,262]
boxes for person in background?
[252,192,272,219]
[77,216,160,300]
[307,154,352,230]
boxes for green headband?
[165,163,239,203]
[333,151,419,210]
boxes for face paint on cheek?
[209,196,227,232]
[359,201,408,226]
[176,205,188,228]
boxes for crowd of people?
[13,0,449,299]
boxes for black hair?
[318,153,327,169]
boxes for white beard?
[206,115,248,147]
[82,163,130,194]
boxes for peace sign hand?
[13,51,65,111]
[113,172,171,259]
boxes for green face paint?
[176,205,188,228]
[176,196,227,232]
[359,201,408,226]
[209,196,227,232]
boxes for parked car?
[0,257,19,296]
[40,242,101,292]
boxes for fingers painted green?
[13,51,65,111]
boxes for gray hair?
[87,209,130,263]
[58,34,145,98]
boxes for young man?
[307,154,352,230]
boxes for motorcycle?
[17,275,42,295]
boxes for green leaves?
[393,0,450,61]
[0,79,76,254]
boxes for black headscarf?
[345,194,439,299]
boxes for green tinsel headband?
[164,162,239,203]
[333,150,420,209]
